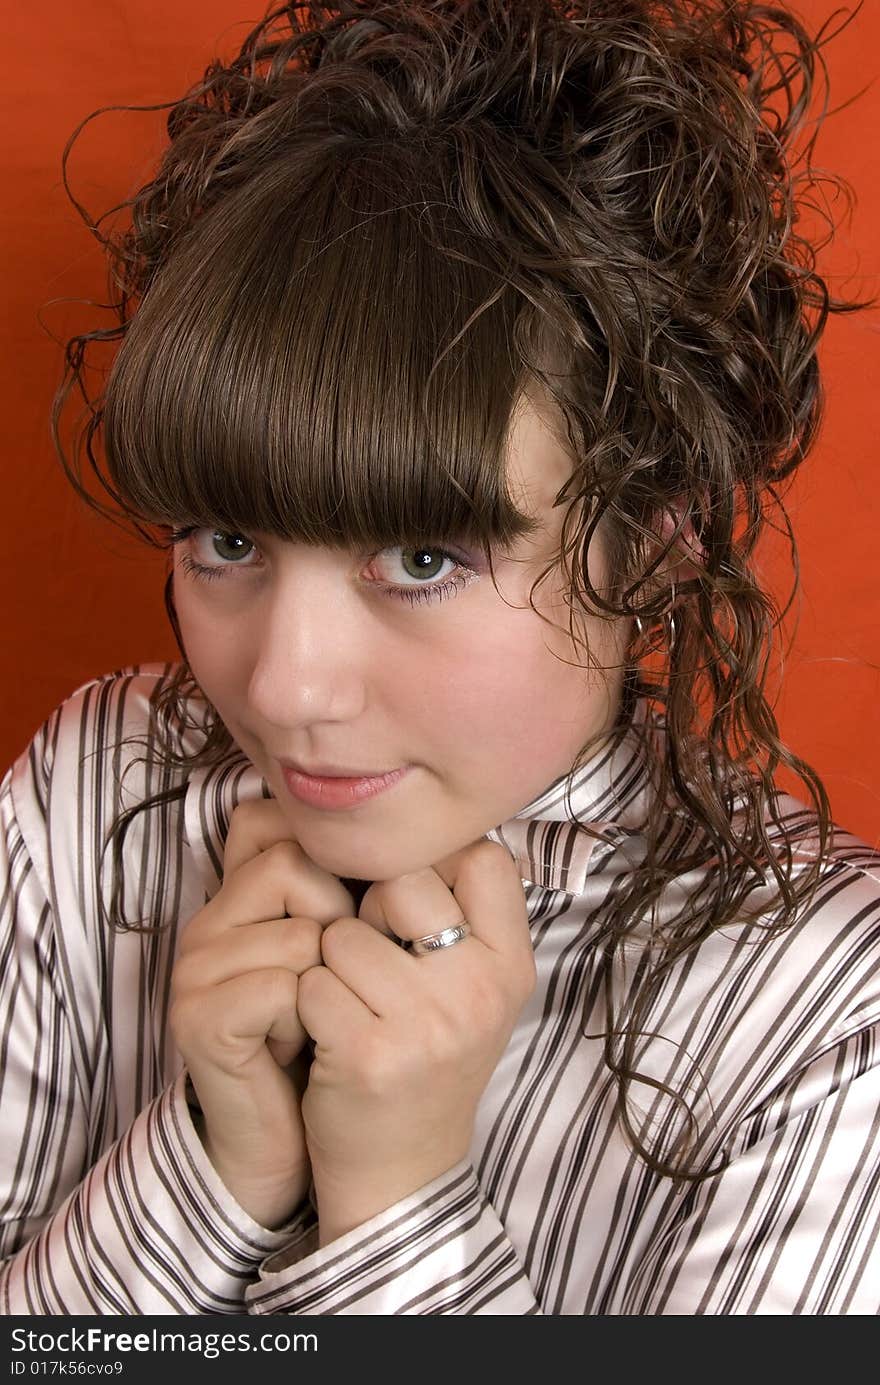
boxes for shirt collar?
[183,697,659,900]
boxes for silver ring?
[407,922,472,957]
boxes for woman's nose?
[245,560,369,728]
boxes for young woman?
[2,0,878,1315]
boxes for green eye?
[399,549,448,581]
[209,533,254,563]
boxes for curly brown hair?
[52,0,871,1179]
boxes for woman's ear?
[648,497,707,587]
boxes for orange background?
[2,1,878,845]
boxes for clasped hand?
[169,799,536,1241]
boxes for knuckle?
[463,960,528,1036]
[478,838,511,866]
[469,977,508,1035]
[356,881,386,930]
[473,838,510,866]
[225,799,256,836]
[320,916,357,961]
[419,1014,456,1065]
[279,915,323,967]
[262,838,305,875]
[168,993,201,1047]
[261,965,300,1010]
[296,962,324,1007]
[253,842,305,901]
[458,838,512,884]
[303,915,325,947]
[176,903,213,952]
[226,839,298,894]
[293,911,325,947]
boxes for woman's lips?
[279,764,412,810]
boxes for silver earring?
[665,582,678,655]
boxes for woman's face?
[173,393,632,882]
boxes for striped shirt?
[2,663,879,1314]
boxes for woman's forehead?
[504,390,576,523]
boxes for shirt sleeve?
[617,1022,880,1315]
[0,754,312,1314]
[249,1011,880,1315]
[245,1161,542,1314]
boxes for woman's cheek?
[175,584,246,703]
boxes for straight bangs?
[102,141,545,559]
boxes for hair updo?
[54,0,870,1178]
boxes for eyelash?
[169,527,477,608]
